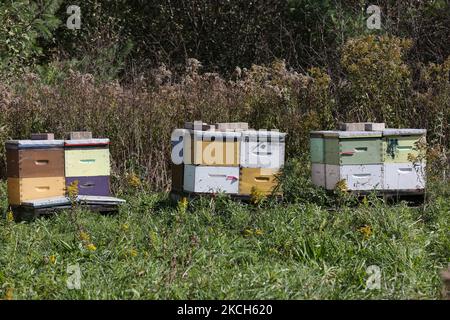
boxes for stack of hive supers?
[6,132,112,208]
[6,134,66,206]
[310,123,427,193]
[171,122,286,196]
[64,132,111,196]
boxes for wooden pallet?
[344,190,426,205]
[11,196,126,222]
[11,204,120,222]
[169,190,282,203]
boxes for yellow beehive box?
[65,148,110,177]
[185,131,241,166]
[7,177,66,206]
[239,168,280,195]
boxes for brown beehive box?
[6,140,65,179]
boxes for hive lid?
[6,140,64,149]
[64,138,110,147]
[192,130,241,140]
[321,131,382,138]
[382,129,427,136]
[241,130,287,138]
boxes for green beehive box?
[310,131,327,164]
[323,131,383,165]
[382,129,427,163]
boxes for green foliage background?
[0,0,449,300]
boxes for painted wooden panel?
[7,148,65,178]
[239,168,279,195]
[188,140,240,166]
[183,165,239,194]
[66,176,110,196]
[311,163,326,188]
[8,177,66,205]
[240,140,285,168]
[240,131,286,168]
[383,163,426,190]
[310,137,324,164]
[171,164,184,191]
[325,164,383,191]
[383,135,426,163]
[325,138,382,165]
[65,148,110,177]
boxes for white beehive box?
[240,130,286,168]
[325,164,383,191]
[311,163,326,188]
[383,163,426,191]
[183,165,239,194]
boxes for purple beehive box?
[66,176,110,196]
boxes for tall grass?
[0,36,448,191]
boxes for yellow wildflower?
[49,255,56,264]
[255,228,264,236]
[122,223,130,232]
[250,187,266,205]
[178,197,189,213]
[129,248,138,257]
[358,225,373,240]
[86,243,97,251]
[79,231,90,241]
[335,179,348,192]
[66,180,79,199]
[127,173,141,188]
[6,210,14,222]
[4,287,13,300]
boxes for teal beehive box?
[323,131,383,165]
[310,131,327,163]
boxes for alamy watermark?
[366,265,381,290]
[66,5,81,30]
[367,5,381,30]
[67,264,81,290]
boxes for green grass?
[0,180,449,300]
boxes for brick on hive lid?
[339,122,368,131]
[364,123,386,131]
[31,133,55,140]
[67,131,93,140]
[214,122,249,131]
[184,121,212,131]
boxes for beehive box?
[240,130,286,168]
[6,140,66,205]
[64,139,110,177]
[7,177,66,205]
[183,165,239,194]
[383,163,426,191]
[6,140,65,178]
[325,164,383,191]
[383,129,427,163]
[239,168,279,195]
[311,163,326,188]
[323,131,383,165]
[65,176,110,196]
[64,138,110,196]
[185,131,240,166]
[171,164,184,192]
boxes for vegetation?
[0,174,449,299]
[0,1,449,299]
